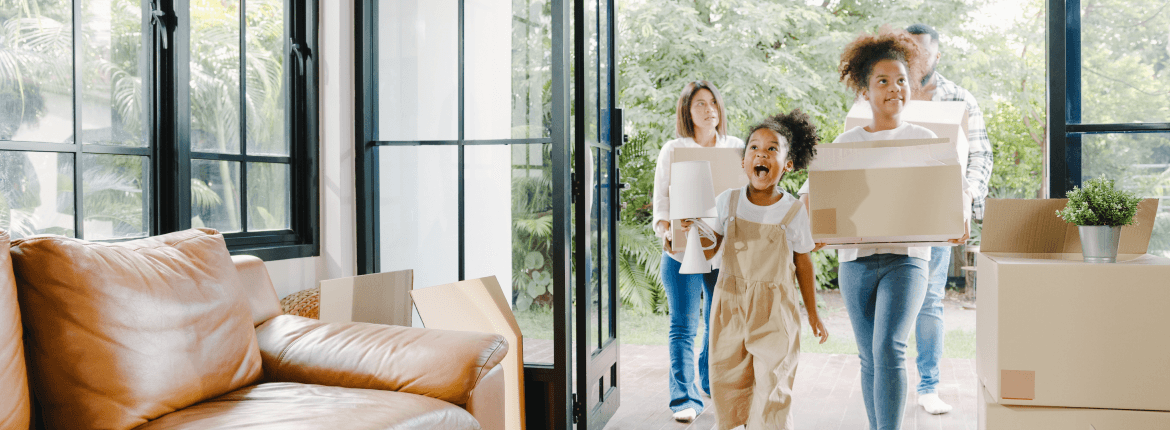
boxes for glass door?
[572,0,619,427]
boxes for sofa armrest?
[255,315,507,406]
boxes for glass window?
[245,0,288,156]
[1078,2,1170,124]
[466,143,553,363]
[191,159,242,233]
[1081,132,1170,257]
[379,145,459,298]
[247,162,289,231]
[465,0,551,140]
[376,0,458,142]
[0,151,73,238]
[190,0,242,154]
[82,154,149,240]
[0,1,74,144]
[81,0,147,147]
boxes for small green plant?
[1056,176,1144,226]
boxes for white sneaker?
[672,407,698,422]
[918,392,953,415]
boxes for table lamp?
[670,160,717,274]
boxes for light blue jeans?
[840,254,929,430]
[661,253,719,413]
[916,246,951,394]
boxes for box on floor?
[976,198,1170,412]
[979,381,1170,430]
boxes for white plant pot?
[1078,225,1123,263]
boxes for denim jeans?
[661,253,719,413]
[916,246,951,394]
[840,254,929,430]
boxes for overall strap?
[728,187,743,217]
[779,196,804,227]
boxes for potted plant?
[1055,176,1144,263]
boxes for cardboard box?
[808,138,966,248]
[669,147,748,252]
[844,100,970,171]
[979,381,1170,429]
[318,269,413,326]
[976,198,1170,411]
[411,276,525,430]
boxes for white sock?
[918,392,952,414]
[672,407,697,422]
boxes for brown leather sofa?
[0,229,507,430]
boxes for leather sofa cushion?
[134,382,481,430]
[10,229,262,430]
[0,231,30,430]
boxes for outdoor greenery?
[609,0,1170,316]
[1057,176,1145,226]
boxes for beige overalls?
[709,190,804,430]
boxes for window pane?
[245,0,287,156]
[0,151,73,238]
[190,0,242,154]
[465,144,553,363]
[465,0,551,140]
[247,162,289,231]
[82,154,148,240]
[0,3,74,143]
[81,0,146,147]
[191,159,241,232]
[1079,2,1170,124]
[379,146,458,326]
[1081,132,1170,257]
[376,0,457,141]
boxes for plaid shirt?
[932,72,994,220]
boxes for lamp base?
[679,225,710,274]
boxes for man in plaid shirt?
[906,23,994,416]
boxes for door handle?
[291,39,312,76]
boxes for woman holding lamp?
[652,80,744,422]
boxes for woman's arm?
[794,252,828,344]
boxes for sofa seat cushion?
[134,382,482,430]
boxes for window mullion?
[73,0,85,238]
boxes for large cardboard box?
[411,276,525,430]
[669,147,748,252]
[976,198,1170,412]
[979,381,1170,429]
[844,100,970,171]
[318,269,413,326]
[808,138,966,248]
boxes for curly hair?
[744,109,820,171]
[838,26,929,95]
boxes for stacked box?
[976,198,1170,427]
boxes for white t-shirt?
[713,187,815,256]
[799,122,937,262]
[653,134,746,263]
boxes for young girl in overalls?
[686,110,828,430]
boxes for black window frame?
[1047,0,1170,197]
[0,0,319,261]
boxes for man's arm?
[960,88,993,220]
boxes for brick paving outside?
[523,339,978,430]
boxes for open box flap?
[844,100,969,137]
[980,198,1159,254]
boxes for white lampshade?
[670,160,717,220]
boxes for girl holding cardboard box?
[797,27,968,430]
[652,80,745,422]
